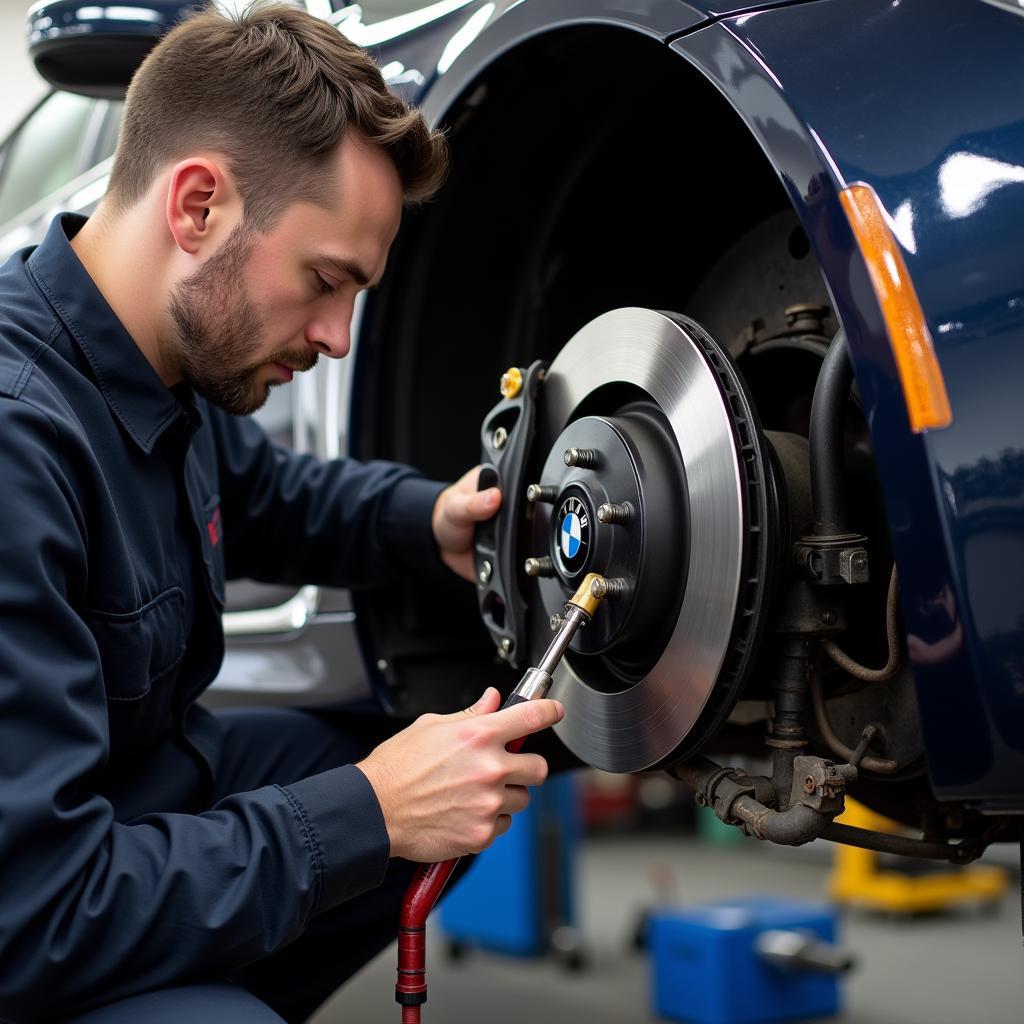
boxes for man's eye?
[315,273,337,296]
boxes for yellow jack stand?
[828,799,1008,914]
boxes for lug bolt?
[820,609,837,625]
[526,484,558,504]
[597,502,631,525]
[550,613,564,632]
[524,556,555,578]
[499,367,523,399]
[564,447,599,469]
[478,560,492,586]
[492,426,508,451]
[590,577,629,600]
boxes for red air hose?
[393,573,605,1020]
[396,736,527,1022]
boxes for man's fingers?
[454,464,483,489]
[501,784,531,816]
[452,464,501,519]
[490,698,564,741]
[476,487,502,517]
[503,753,549,788]
[492,814,513,842]
[464,687,501,717]
[447,486,501,527]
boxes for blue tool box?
[648,897,844,1024]
[441,774,578,957]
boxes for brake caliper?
[473,360,547,669]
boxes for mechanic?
[0,4,563,1022]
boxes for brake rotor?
[523,308,778,772]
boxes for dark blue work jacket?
[0,215,446,1018]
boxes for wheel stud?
[597,502,632,525]
[590,577,629,600]
[526,483,558,503]
[564,447,599,469]
[524,556,555,578]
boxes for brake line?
[809,657,898,774]
[822,565,902,683]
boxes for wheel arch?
[350,21,832,718]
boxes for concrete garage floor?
[312,836,1023,1024]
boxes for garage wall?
[0,1,49,143]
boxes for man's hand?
[355,688,562,862]
[432,465,502,582]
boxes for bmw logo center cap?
[556,496,590,574]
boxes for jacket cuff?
[380,475,447,575]
[282,763,390,913]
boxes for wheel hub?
[532,409,687,667]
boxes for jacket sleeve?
[0,398,390,1020]
[206,406,448,587]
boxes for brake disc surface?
[531,308,751,772]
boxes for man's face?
[168,134,403,415]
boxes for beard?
[167,223,318,416]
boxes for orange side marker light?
[839,182,953,432]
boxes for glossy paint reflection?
[937,152,1024,220]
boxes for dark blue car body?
[23,0,1024,810]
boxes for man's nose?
[305,314,352,359]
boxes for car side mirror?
[27,0,192,99]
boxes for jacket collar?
[28,214,187,454]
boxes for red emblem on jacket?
[206,506,222,547]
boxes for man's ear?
[165,158,237,255]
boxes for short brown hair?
[106,1,448,228]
